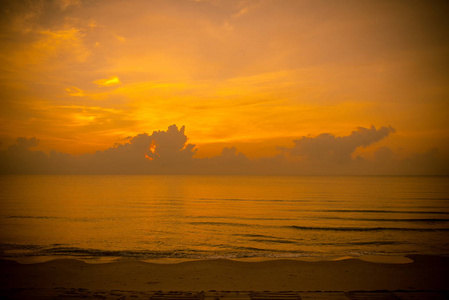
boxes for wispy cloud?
[65,87,85,97]
[114,34,126,42]
[94,76,121,87]
[56,0,81,11]
[232,7,249,19]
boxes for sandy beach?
[1,255,448,299]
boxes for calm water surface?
[1,175,448,261]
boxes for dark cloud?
[198,146,252,175]
[0,125,446,175]
[78,124,197,174]
[145,125,196,162]
[0,137,48,174]
[281,126,395,163]
[12,137,39,150]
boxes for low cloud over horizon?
[0,125,446,175]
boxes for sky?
[0,0,448,174]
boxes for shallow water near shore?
[1,175,448,262]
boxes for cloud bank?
[0,125,446,175]
[281,126,396,163]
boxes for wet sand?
[1,255,448,299]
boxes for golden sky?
[1,0,448,159]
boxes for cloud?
[199,146,252,174]
[145,125,197,161]
[57,0,81,11]
[0,137,48,174]
[14,137,39,150]
[36,28,89,63]
[232,7,249,19]
[0,125,196,174]
[77,124,197,174]
[281,126,396,163]
[114,34,126,42]
[0,125,446,175]
[65,86,85,97]
[94,76,121,87]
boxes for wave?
[408,197,449,201]
[239,217,298,221]
[5,216,109,222]
[288,225,449,232]
[188,221,263,228]
[43,247,202,258]
[250,239,298,245]
[189,216,298,221]
[320,217,449,223]
[320,209,449,215]
[0,243,45,250]
[188,221,449,232]
[0,244,313,259]
[6,215,60,219]
[319,241,410,246]
[0,244,205,259]
[196,197,309,203]
[233,233,280,239]
[346,241,408,246]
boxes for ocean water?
[0,175,448,262]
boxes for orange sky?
[1,0,448,159]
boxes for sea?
[0,175,448,262]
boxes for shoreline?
[1,255,448,296]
